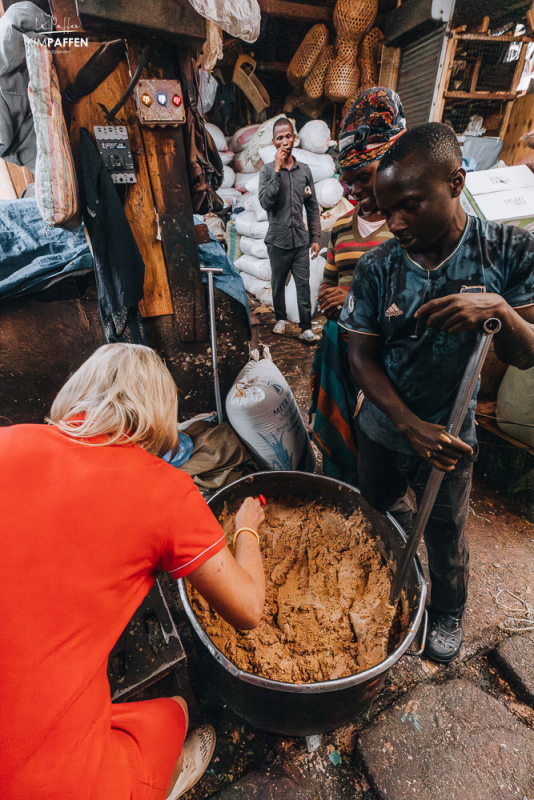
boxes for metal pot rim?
[179,472,427,694]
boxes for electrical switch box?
[93,126,137,184]
[135,79,186,127]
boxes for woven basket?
[304,44,335,100]
[334,0,378,42]
[357,27,384,90]
[325,42,360,103]
[286,24,330,88]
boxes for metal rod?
[389,317,502,605]
[200,266,224,424]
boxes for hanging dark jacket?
[79,127,148,344]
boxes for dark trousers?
[267,243,311,330]
[357,426,472,615]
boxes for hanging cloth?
[79,127,148,344]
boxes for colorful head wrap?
[338,87,406,170]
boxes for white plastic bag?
[315,177,343,208]
[205,122,227,152]
[198,69,218,114]
[298,120,336,154]
[219,150,234,165]
[186,0,260,43]
[229,124,261,153]
[244,173,261,194]
[235,253,271,281]
[259,145,335,182]
[226,348,316,471]
[233,152,263,173]
[221,165,236,189]
[497,366,534,447]
[240,235,269,259]
[285,248,326,324]
[238,272,273,305]
[251,193,267,221]
[235,170,260,192]
[234,211,269,239]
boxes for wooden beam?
[256,61,289,73]
[511,40,529,93]
[257,0,332,22]
[455,33,533,42]
[444,90,518,100]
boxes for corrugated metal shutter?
[396,28,446,127]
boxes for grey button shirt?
[258,160,321,250]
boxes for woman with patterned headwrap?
[310,88,406,486]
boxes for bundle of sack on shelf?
[205,115,353,317]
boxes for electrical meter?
[93,126,137,184]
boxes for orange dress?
[0,423,227,800]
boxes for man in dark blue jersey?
[340,123,534,663]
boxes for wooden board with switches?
[136,80,186,127]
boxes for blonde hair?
[48,344,178,455]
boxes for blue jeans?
[356,426,471,615]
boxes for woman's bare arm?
[186,498,266,630]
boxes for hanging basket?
[286,24,330,88]
[325,42,361,103]
[357,27,384,90]
[334,0,378,42]
[233,55,270,114]
[304,44,335,100]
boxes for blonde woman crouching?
[0,344,265,800]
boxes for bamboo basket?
[325,42,360,103]
[286,24,330,88]
[358,27,384,90]
[304,44,335,100]
[334,0,378,40]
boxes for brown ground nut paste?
[189,500,398,684]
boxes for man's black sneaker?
[424,611,463,664]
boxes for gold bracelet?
[233,527,260,548]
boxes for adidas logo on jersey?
[385,303,403,318]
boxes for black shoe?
[390,508,414,536]
[424,611,463,664]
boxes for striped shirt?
[322,210,392,289]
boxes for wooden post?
[378,45,401,92]
[432,34,458,122]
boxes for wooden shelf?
[257,0,332,22]
[444,91,519,100]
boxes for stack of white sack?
[205,123,242,206]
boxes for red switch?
[172,94,182,107]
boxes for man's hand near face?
[274,146,290,173]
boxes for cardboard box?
[465,165,534,196]
[462,165,534,230]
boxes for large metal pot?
[179,472,426,737]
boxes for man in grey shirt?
[258,118,322,342]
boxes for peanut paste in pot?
[188,500,405,684]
